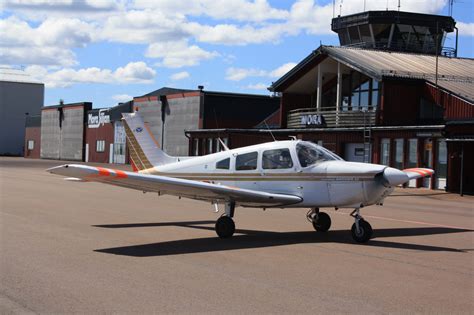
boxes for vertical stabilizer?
[122,112,175,171]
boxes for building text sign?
[301,114,325,127]
[88,109,110,128]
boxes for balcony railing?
[287,108,377,128]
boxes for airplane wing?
[402,168,434,180]
[47,164,303,207]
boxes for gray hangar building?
[0,68,44,155]
[133,87,280,157]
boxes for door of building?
[435,139,447,190]
[113,121,126,164]
[423,139,433,188]
[344,143,367,162]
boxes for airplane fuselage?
[140,140,396,208]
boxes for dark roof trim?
[43,102,92,109]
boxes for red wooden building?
[186,11,473,194]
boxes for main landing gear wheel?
[307,208,331,232]
[215,201,236,239]
[312,212,331,232]
[215,216,235,238]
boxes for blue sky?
[1,0,472,108]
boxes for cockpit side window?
[236,152,258,171]
[262,149,293,169]
[216,158,230,170]
[296,142,340,167]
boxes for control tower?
[331,11,457,56]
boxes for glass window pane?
[359,24,372,43]
[394,139,404,169]
[262,149,293,169]
[216,158,230,170]
[371,90,379,107]
[360,91,369,109]
[351,93,359,109]
[360,80,370,90]
[236,152,258,171]
[207,138,213,154]
[372,80,379,90]
[436,140,447,178]
[27,140,34,150]
[408,139,417,168]
[381,139,390,165]
[193,138,199,156]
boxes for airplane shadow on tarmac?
[93,221,473,257]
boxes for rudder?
[122,112,175,171]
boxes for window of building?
[236,152,258,171]
[394,138,404,169]
[207,138,213,154]
[408,139,418,168]
[96,140,105,153]
[262,149,293,169]
[380,138,390,165]
[436,140,447,179]
[341,72,379,111]
[27,140,34,150]
[193,138,199,156]
[216,158,230,170]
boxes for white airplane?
[48,112,434,243]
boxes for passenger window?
[216,158,230,170]
[263,149,293,169]
[236,152,258,171]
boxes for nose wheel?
[307,208,331,232]
[350,208,373,243]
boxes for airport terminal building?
[186,11,474,194]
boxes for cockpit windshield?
[296,141,342,167]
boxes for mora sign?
[88,109,110,128]
[301,114,325,127]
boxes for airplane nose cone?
[383,167,409,187]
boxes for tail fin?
[122,112,175,171]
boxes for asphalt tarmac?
[1,157,473,314]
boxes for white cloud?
[115,61,156,82]
[145,40,219,68]
[112,94,133,103]
[25,62,156,88]
[100,10,191,44]
[0,16,95,66]
[269,62,297,78]
[133,0,288,22]
[245,83,268,90]
[226,62,296,81]
[170,71,190,81]
[226,67,267,81]
[457,22,474,37]
[1,0,122,21]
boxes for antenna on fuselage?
[263,120,277,142]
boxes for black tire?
[215,216,235,238]
[351,219,373,243]
[312,212,331,232]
